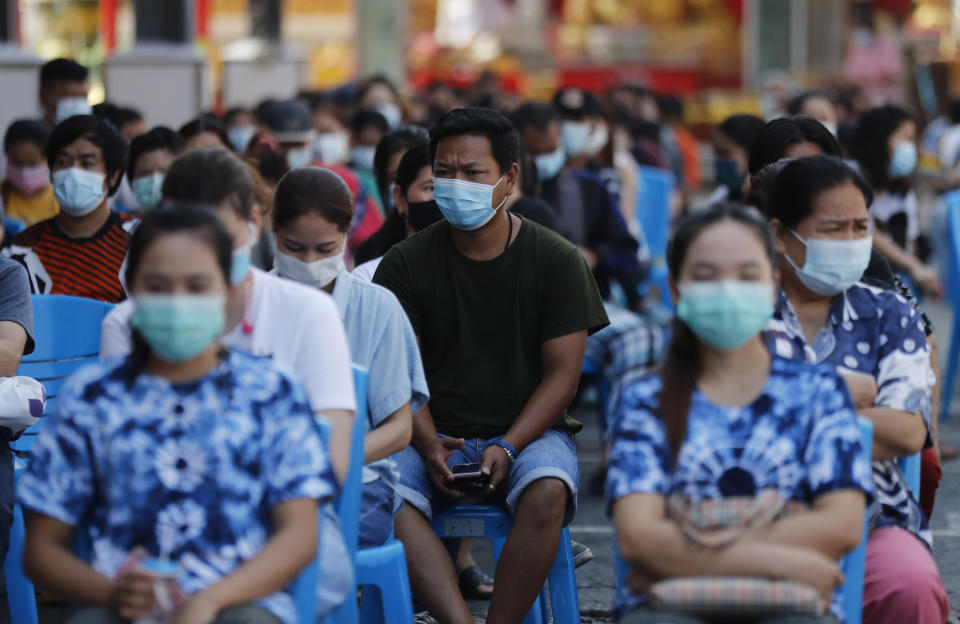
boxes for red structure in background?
[99,0,116,53]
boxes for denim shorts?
[358,477,402,549]
[394,429,579,525]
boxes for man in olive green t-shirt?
[374,107,608,624]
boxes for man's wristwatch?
[494,440,518,464]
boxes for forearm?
[363,403,413,464]
[319,409,354,484]
[619,519,800,581]
[861,407,926,459]
[502,370,579,452]
[739,509,863,560]
[199,508,317,612]
[24,536,114,606]
[873,230,919,272]
[410,404,440,454]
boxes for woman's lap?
[863,527,950,623]
[68,605,282,624]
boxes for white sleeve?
[293,293,357,414]
[100,300,135,360]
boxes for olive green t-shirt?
[373,216,609,439]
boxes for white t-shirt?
[100,267,356,414]
[351,257,383,282]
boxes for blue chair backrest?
[339,366,368,558]
[944,190,960,303]
[898,453,921,498]
[14,295,114,451]
[635,166,675,260]
[839,417,873,624]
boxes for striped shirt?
[2,212,133,303]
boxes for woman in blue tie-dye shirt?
[18,205,336,624]
[608,204,873,624]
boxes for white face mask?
[286,144,314,170]
[784,230,873,296]
[55,97,92,124]
[376,103,402,129]
[314,132,350,165]
[274,241,346,289]
[350,145,376,171]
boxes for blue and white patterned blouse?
[766,283,934,548]
[606,356,873,619]
[18,351,337,624]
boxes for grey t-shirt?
[0,256,34,356]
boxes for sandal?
[458,565,494,600]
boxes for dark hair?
[785,90,837,117]
[4,119,50,153]
[125,203,233,380]
[716,114,765,153]
[224,107,252,126]
[510,102,560,134]
[431,107,520,175]
[748,116,842,175]
[658,95,684,121]
[273,166,354,233]
[660,203,777,460]
[744,159,790,215]
[350,109,390,136]
[162,148,255,219]
[40,58,88,88]
[374,126,429,199]
[178,117,232,151]
[127,127,184,180]
[767,155,873,230]
[115,107,143,128]
[47,115,128,196]
[395,144,432,194]
[851,105,914,193]
[355,75,399,104]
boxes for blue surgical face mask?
[676,281,774,351]
[535,145,566,181]
[350,145,376,171]
[55,97,92,124]
[889,141,917,179]
[432,175,506,231]
[286,144,314,169]
[131,294,225,363]
[230,224,257,285]
[52,167,106,216]
[561,121,592,157]
[227,125,256,153]
[785,230,873,296]
[132,172,164,209]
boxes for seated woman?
[608,203,872,624]
[19,205,336,624]
[272,166,426,549]
[765,156,949,623]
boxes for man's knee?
[515,477,568,526]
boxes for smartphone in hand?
[450,462,489,491]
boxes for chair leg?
[359,585,383,624]
[5,503,38,624]
[939,315,960,421]
[547,528,580,624]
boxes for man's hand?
[108,570,160,620]
[424,436,465,501]
[480,444,512,494]
[841,372,878,410]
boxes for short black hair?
[350,109,390,136]
[178,117,232,151]
[128,127,184,180]
[224,107,251,126]
[47,115,128,196]
[510,102,560,134]
[658,95,684,121]
[395,144,432,194]
[162,148,254,220]
[93,103,142,130]
[748,116,842,175]
[374,125,429,197]
[4,119,50,153]
[40,58,88,89]
[717,114,765,153]
[431,107,520,176]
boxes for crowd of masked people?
[0,55,950,623]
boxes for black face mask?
[406,199,444,232]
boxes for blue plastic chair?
[431,505,580,624]
[938,190,960,421]
[325,366,369,624]
[11,295,115,453]
[898,453,921,498]
[355,537,414,624]
[612,417,874,624]
[635,166,675,311]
